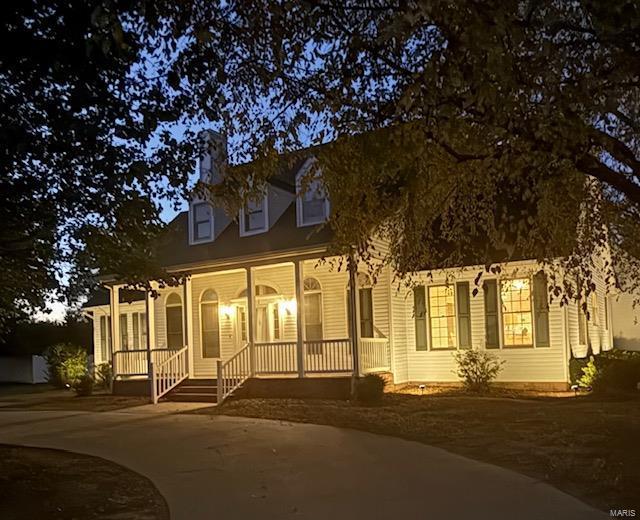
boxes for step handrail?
[151,346,188,404]
[217,342,252,404]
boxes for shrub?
[73,374,94,396]
[95,362,113,389]
[44,343,88,388]
[577,356,599,389]
[453,349,505,393]
[569,356,591,385]
[355,374,385,404]
[592,351,640,394]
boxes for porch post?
[348,254,362,379]
[246,267,256,376]
[110,285,121,377]
[294,260,306,378]
[184,277,194,377]
[145,284,156,379]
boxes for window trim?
[499,277,535,348]
[239,193,269,237]
[303,277,324,343]
[199,289,221,359]
[427,284,458,351]
[189,201,214,244]
[296,159,330,227]
[165,292,184,349]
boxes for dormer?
[189,130,230,245]
[239,191,269,237]
[296,158,330,227]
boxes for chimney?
[198,129,227,185]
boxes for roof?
[156,203,333,270]
[83,288,146,308]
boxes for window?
[99,315,111,361]
[589,293,599,327]
[192,202,212,242]
[414,286,427,351]
[272,304,281,340]
[240,196,268,236]
[200,290,220,358]
[428,286,457,349]
[501,278,533,347]
[166,293,184,349]
[237,306,247,343]
[297,168,329,226]
[119,314,129,350]
[346,273,374,338]
[304,278,323,353]
[578,303,588,345]
[132,312,147,349]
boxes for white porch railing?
[112,348,175,378]
[217,342,252,404]
[151,346,188,404]
[305,339,352,373]
[360,337,391,373]
[255,341,297,374]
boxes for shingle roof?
[156,203,333,270]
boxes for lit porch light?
[279,298,297,315]
[220,304,235,319]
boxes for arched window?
[346,273,374,338]
[165,293,183,349]
[200,290,220,358]
[304,278,323,343]
[238,285,278,298]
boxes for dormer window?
[191,202,213,243]
[239,195,268,236]
[296,164,329,227]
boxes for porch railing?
[151,346,188,404]
[304,339,352,373]
[255,341,297,374]
[360,337,391,373]
[112,348,175,378]
[217,342,252,404]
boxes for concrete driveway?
[0,406,605,520]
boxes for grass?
[0,384,148,412]
[0,444,168,519]
[200,388,640,512]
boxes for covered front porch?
[107,254,393,403]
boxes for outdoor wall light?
[279,298,297,315]
[220,304,235,319]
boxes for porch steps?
[163,378,218,403]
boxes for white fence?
[254,341,297,374]
[304,339,353,373]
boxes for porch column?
[348,255,362,378]
[184,277,194,376]
[145,284,156,378]
[294,260,306,378]
[110,285,121,374]
[246,267,256,375]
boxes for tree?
[2,1,639,337]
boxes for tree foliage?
[2,1,640,337]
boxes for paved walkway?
[0,407,605,520]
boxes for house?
[83,130,614,403]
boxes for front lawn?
[201,391,640,512]
[0,386,148,412]
[0,444,168,519]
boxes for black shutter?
[414,286,427,351]
[533,271,550,347]
[457,282,471,349]
[484,280,500,349]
